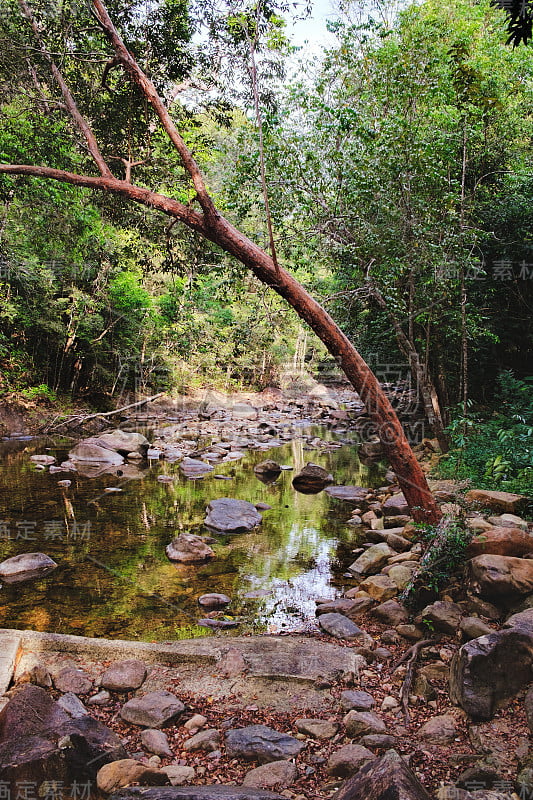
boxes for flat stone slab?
[110,789,285,800]
[10,630,362,694]
[0,632,20,695]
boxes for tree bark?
[0,0,442,524]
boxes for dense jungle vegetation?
[0,0,532,493]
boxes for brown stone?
[466,490,526,514]
[467,527,533,558]
[333,749,432,800]
[469,555,533,601]
[97,759,169,792]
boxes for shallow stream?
[0,425,386,640]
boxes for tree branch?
[18,0,113,179]
[91,0,217,219]
[0,164,208,234]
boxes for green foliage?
[402,518,473,609]
[438,372,533,497]
[19,384,57,403]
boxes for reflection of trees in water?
[0,429,384,638]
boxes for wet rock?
[449,627,533,720]
[420,601,463,635]
[418,714,457,744]
[101,660,147,692]
[94,430,149,455]
[0,552,57,584]
[343,711,387,737]
[97,759,169,792]
[179,458,214,477]
[467,527,533,558]
[69,440,125,465]
[198,593,231,609]
[333,748,432,800]
[292,463,334,494]
[295,719,338,739]
[460,617,494,640]
[161,765,196,786]
[372,600,409,626]
[141,729,173,758]
[225,725,305,764]
[57,692,88,718]
[31,454,56,464]
[198,618,239,630]
[348,543,396,576]
[340,690,375,711]
[253,461,282,478]
[469,555,533,602]
[53,667,93,695]
[205,498,262,532]
[120,691,186,728]
[318,613,364,640]
[327,744,376,777]
[383,493,409,516]
[183,729,221,752]
[242,761,297,790]
[166,534,215,563]
[466,489,526,514]
[325,486,369,505]
[358,575,398,602]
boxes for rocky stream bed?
[0,387,532,799]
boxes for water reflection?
[0,426,385,640]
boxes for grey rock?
[418,714,457,744]
[166,534,215,563]
[318,613,364,640]
[327,744,376,777]
[205,498,262,532]
[93,430,149,455]
[109,789,285,800]
[383,493,409,516]
[141,729,173,758]
[358,734,398,749]
[348,543,395,576]
[294,718,338,739]
[0,552,57,584]
[101,659,147,692]
[225,725,305,764]
[340,690,375,712]
[57,692,88,718]
[372,600,409,626]
[421,601,463,635]
[68,440,124,465]
[198,593,231,609]
[333,748,432,800]
[460,617,494,641]
[503,607,533,631]
[53,668,93,695]
[449,627,533,720]
[183,729,221,752]
[120,691,186,728]
[161,766,196,786]
[179,458,214,477]
[343,711,387,737]
[325,486,369,505]
[242,761,297,790]
[88,690,111,705]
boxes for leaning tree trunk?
[0,0,442,525]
